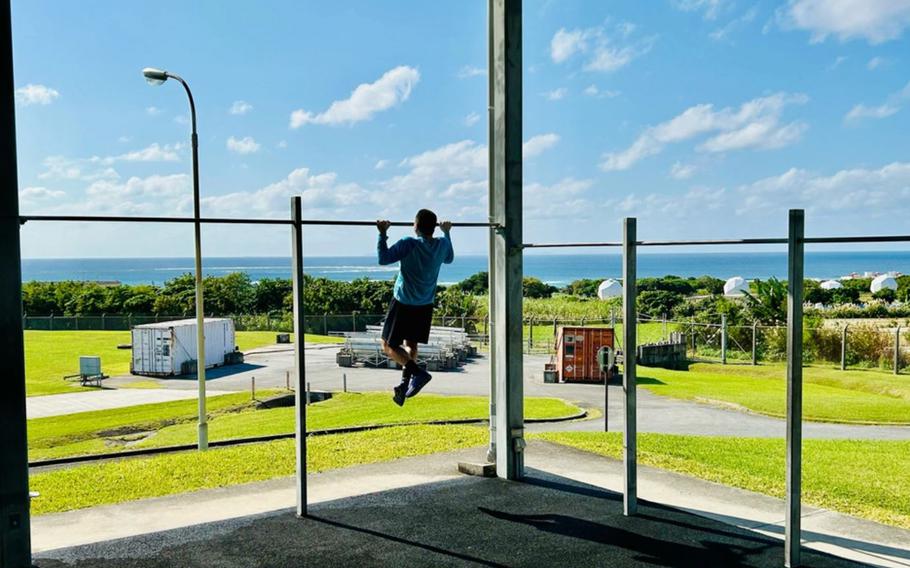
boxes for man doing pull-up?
[377,209,454,406]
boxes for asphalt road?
[105,344,910,441]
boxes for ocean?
[20,251,910,286]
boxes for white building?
[724,276,748,297]
[131,318,236,377]
[870,274,898,294]
[597,279,623,299]
[820,280,843,290]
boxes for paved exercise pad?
[36,471,865,568]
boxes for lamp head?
[142,67,168,86]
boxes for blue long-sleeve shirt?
[378,232,454,306]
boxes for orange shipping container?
[556,326,615,382]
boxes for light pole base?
[198,422,209,451]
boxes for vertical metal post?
[1,1,32,562]
[752,322,758,366]
[323,313,327,335]
[306,382,311,406]
[251,376,256,401]
[841,325,848,371]
[721,314,727,365]
[290,196,307,517]
[895,326,901,375]
[485,0,497,464]
[610,305,616,328]
[491,0,524,480]
[622,217,638,516]
[785,209,805,568]
[343,372,347,393]
[528,318,534,350]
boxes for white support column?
[785,209,804,567]
[622,217,638,516]
[490,0,524,480]
[291,196,308,517]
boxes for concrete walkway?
[33,441,910,567]
[26,388,236,419]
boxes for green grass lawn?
[639,362,910,424]
[533,432,910,530]
[28,392,581,461]
[30,424,488,516]
[24,330,341,397]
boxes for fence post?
[690,318,695,356]
[74,315,79,331]
[785,209,805,568]
[251,376,256,401]
[610,305,616,328]
[662,313,668,341]
[720,314,727,365]
[128,313,133,329]
[622,217,638,517]
[529,318,534,350]
[323,313,328,335]
[841,324,848,371]
[290,195,308,517]
[552,317,557,338]
[895,326,902,376]
[343,372,347,393]
[752,322,758,366]
[352,311,358,332]
[101,313,106,331]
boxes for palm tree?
[742,277,787,324]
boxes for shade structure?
[870,274,897,293]
[820,279,843,290]
[597,279,623,299]
[724,276,748,296]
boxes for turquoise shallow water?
[20,251,910,285]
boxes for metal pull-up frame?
[525,214,910,568]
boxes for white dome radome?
[870,274,897,293]
[597,279,623,300]
[724,276,748,297]
[820,280,843,290]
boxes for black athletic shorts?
[381,298,434,346]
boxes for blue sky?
[12,0,910,258]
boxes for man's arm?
[440,220,454,264]
[377,220,414,265]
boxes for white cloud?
[709,6,758,42]
[780,0,910,44]
[672,0,728,20]
[109,142,182,163]
[118,136,132,143]
[866,56,886,70]
[543,88,568,101]
[601,92,808,171]
[203,168,374,218]
[15,84,60,106]
[464,111,481,126]
[735,162,910,217]
[844,80,910,122]
[290,66,419,128]
[229,100,253,115]
[385,140,486,200]
[523,133,560,158]
[374,159,389,170]
[226,136,261,155]
[670,162,697,179]
[550,28,589,63]
[524,178,594,219]
[77,174,193,216]
[583,85,620,99]
[550,24,654,73]
[457,65,486,79]
[146,106,162,116]
[19,186,65,200]
[844,103,900,122]
[829,55,848,70]
[277,140,288,149]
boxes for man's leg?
[382,339,411,367]
[404,340,419,365]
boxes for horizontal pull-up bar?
[524,234,910,248]
[18,214,499,228]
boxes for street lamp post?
[142,67,208,450]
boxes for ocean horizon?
[20,251,910,286]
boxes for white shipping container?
[131,318,236,377]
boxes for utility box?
[131,318,236,377]
[79,356,101,377]
[556,326,615,382]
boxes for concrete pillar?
[0,1,32,563]
[490,0,524,480]
[291,196,308,517]
[785,209,805,567]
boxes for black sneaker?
[405,368,432,398]
[392,383,407,407]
